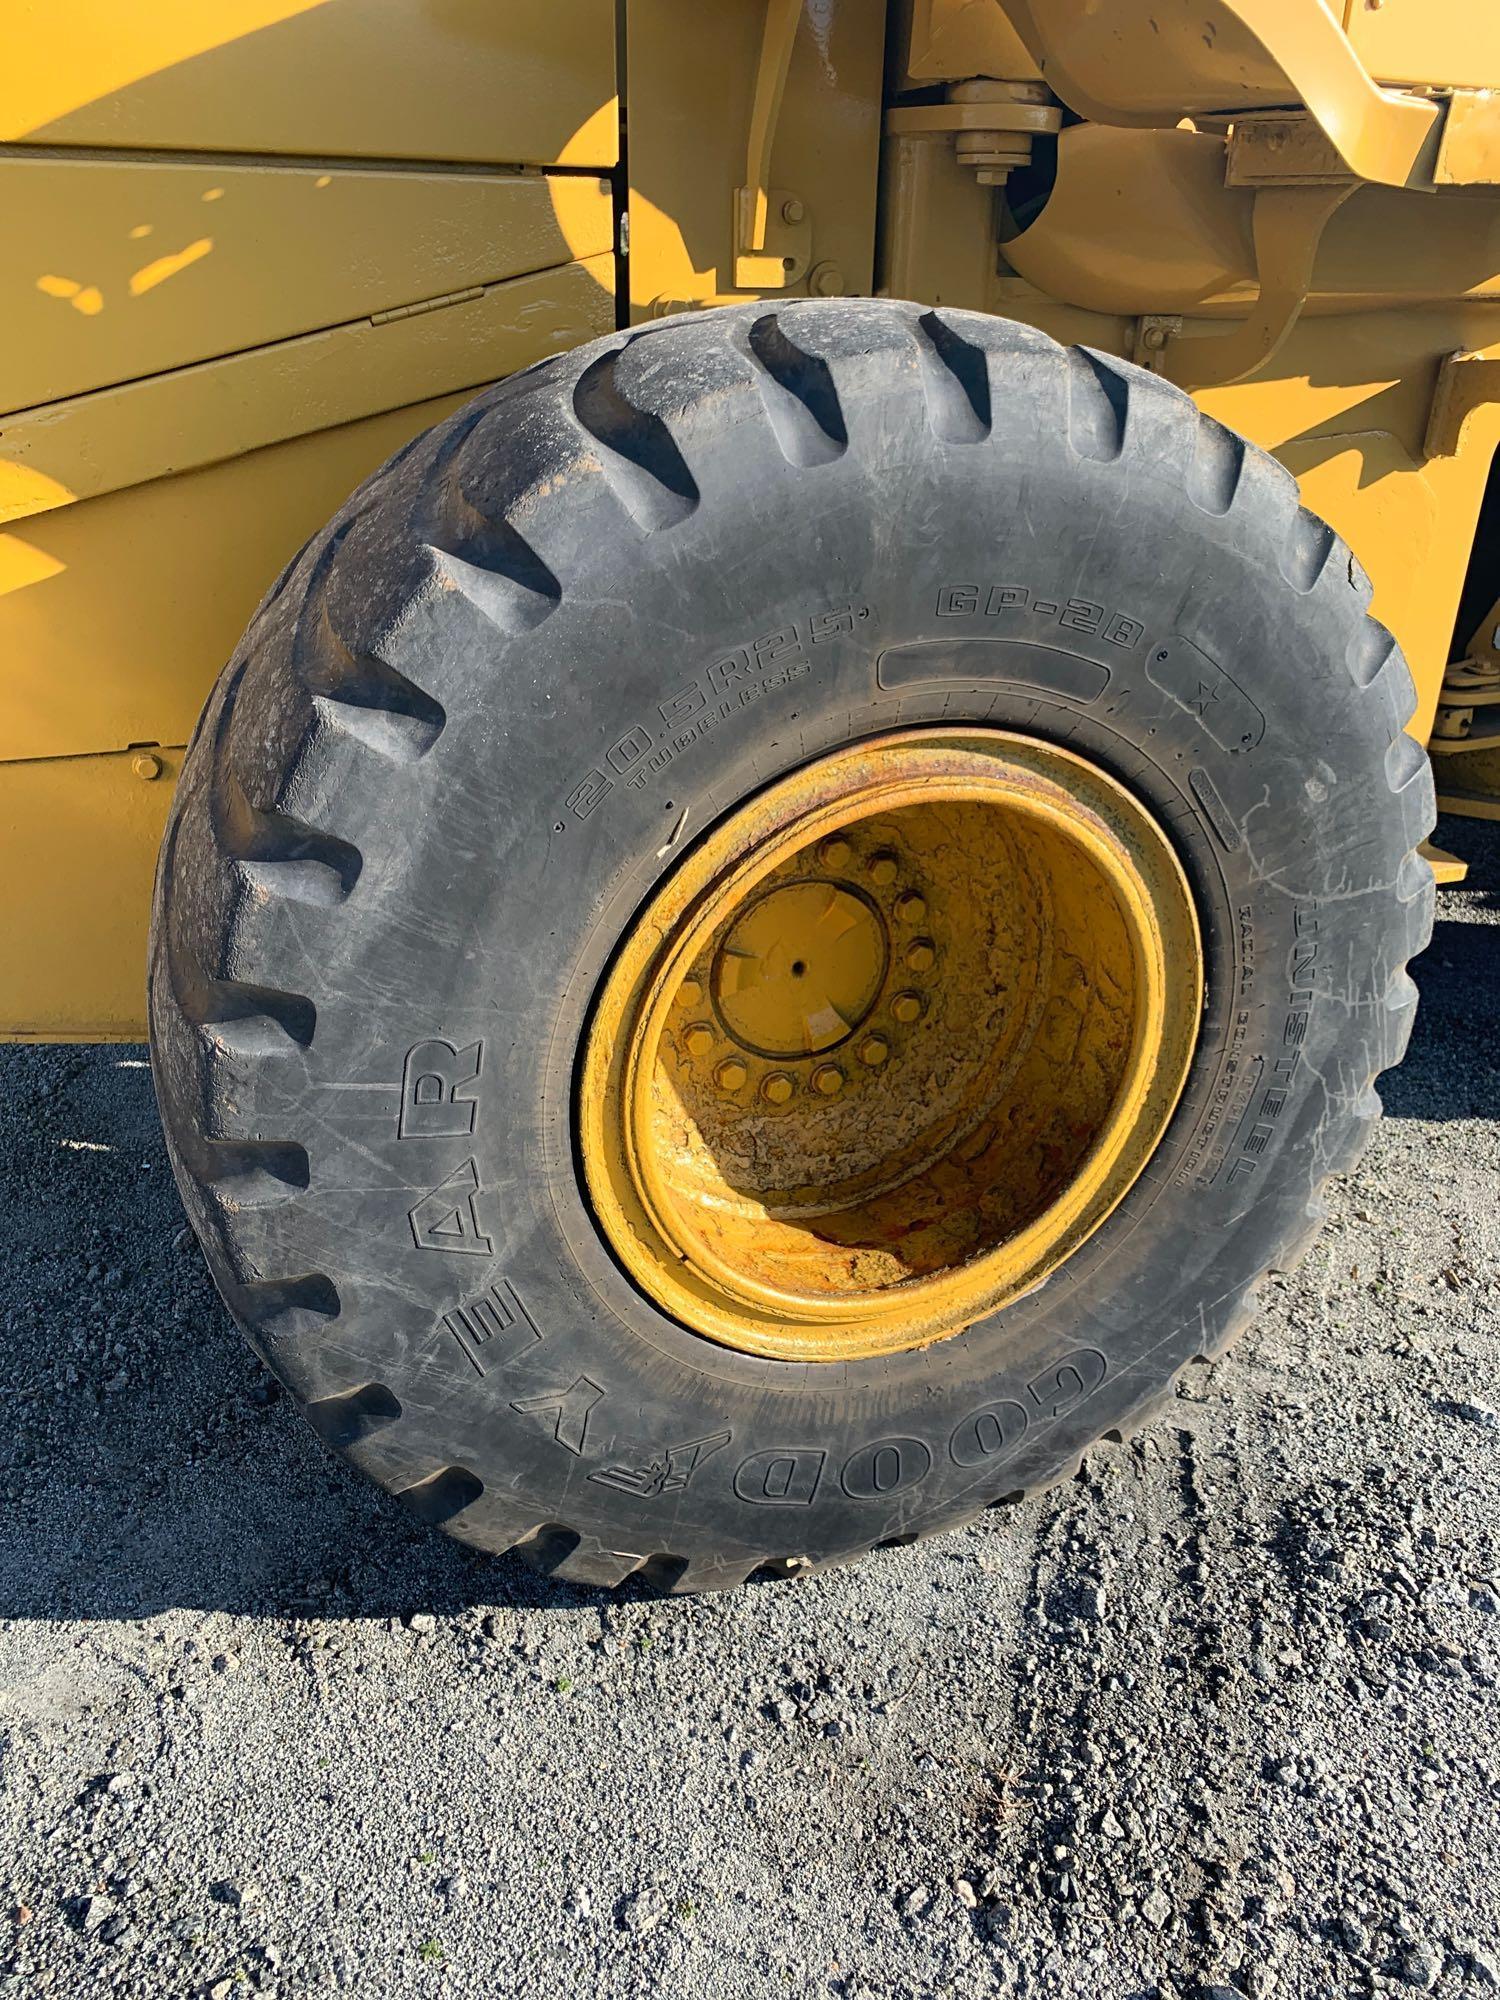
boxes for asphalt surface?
[1,815,1497,2000]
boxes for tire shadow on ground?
[1381,814,1499,1123]
[0,1049,639,1623]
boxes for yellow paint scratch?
[129,237,212,296]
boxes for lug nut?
[869,849,899,887]
[684,1022,716,1057]
[715,1058,749,1091]
[678,976,703,1008]
[891,990,925,1024]
[811,1063,845,1096]
[819,834,852,870]
[905,938,936,974]
[761,1071,794,1105]
[895,891,926,924]
[858,1035,889,1067]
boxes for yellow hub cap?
[579,729,1202,1362]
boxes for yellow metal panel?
[1435,93,1500,189]
[0,2,620,1040]
[3,158,612,412]
[0,746,182,1040]
[2,0,617,168]
[3,392,509,1040]
[0,267,613,763]
[1,395,480,763]
[626,0,884,316]
[1343,0,1500,93]
[1,252,614,537]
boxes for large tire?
[149,301,1434,1592]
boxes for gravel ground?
[1,815,1497,2000]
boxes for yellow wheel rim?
[579,729,1202,1361]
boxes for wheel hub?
[712,877,888,1057]
[579,728,1203,1362]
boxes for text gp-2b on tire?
[150,301,1434,1592]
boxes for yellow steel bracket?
[1148,180,1355,389]
[1431,591,1500,764]
[1216,0,1437,187]
[1428,562,1500,825]
[1424,346,1500,460]
[1431,656,1500,750]
[884,84,1061,187]
[1001,0,1441,187]
[734,0,809,290]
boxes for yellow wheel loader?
[5,1,1497,1589]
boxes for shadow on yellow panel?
[2,1,335,135]
[0,533,66,599]
[3,1,618,169]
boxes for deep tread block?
[306,1381,403,1448]
[745,311,849,466]
[218,775,362,906]
[1350,619,1400,690]
[178,974,316,1055]
[1385,729,1430,793]
[308,679,445,763]
[234,1272,340,1342]
[425,536,560,637]
[291,525,441,762]
[915,309,992,442]
[397,1466,485,1527]
[295,575,447,762]
[198,1137,311,1206]
[1185,414,1246,516]
[1065,347,1128,461]
[1281,507,1337,593]
[513,1526,655,1588]
[571,342,699,532]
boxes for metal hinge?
[371,287,484,327]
